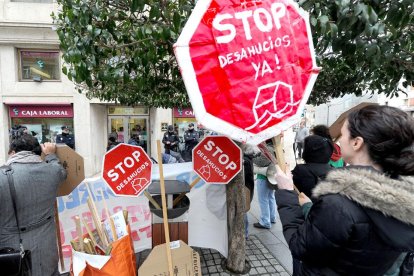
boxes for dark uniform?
[184,123,199,159]
[162,125,180,154]
[56,126,75,149]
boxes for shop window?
[18,50,60,81]
[11,0,53,3]
[10,118,73,144]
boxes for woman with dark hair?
[274,105,414,275]
[1,134,67,276]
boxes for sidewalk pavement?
[136,184,293,275]
[246,184,293,275]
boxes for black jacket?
[292,163,331,200]
[162,131,180,152]
[184,129,199,151]
[243,154,254,202]
[56,133,75,149]
[276,167,414,275]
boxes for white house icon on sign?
[245,81,300,131]
[198,165,211,181]
[132,178,149,194]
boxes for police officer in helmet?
[56,125,75,149]
[184,123,199,160]
[162,125,179,154]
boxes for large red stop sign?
[102,144,152,197]
[175,0,320,145]
[193,136,242,184]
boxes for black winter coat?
[291,163,331,200]
[276,167,414,276]
[56,133,75,149]
[243,154,254,202]
[162,131,180,152]
[184,129,199,151]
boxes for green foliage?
[52,0,194,108]
[52,0,413,107]
[302,0,414,104]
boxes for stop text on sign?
[213,2,286,43]
[198,140,238,176]
[193,136,242,184]
[107,150,150,187]
[102,144,152,197]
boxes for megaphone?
[266,164,278,185]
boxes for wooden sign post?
[156,140,174,276]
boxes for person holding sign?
[1,134,67,276]
[274,105,414,275]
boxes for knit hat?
[302,135,334,164]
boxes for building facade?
[0,0,172,176]
[314,93,379,127]
[314,85,414,128]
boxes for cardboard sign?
[138,240,201,276]
[102,144,152,197]
[174,0,320,145]
[192,136,242,184]
[329,102,378,140]
[41,144,85,196]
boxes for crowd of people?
[1,105,413,275]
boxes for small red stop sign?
[193,136,242,184]
[102,144,152,197]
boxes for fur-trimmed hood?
[313,166,414,250]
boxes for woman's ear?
[352,136,364,151]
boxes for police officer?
[56,125,75,149]
[184,123,199,157]
[162,125,180,154]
